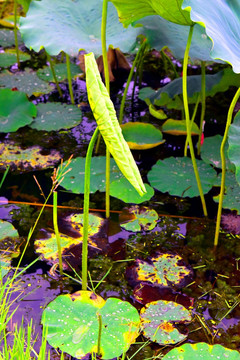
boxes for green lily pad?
[20,0,141,56]
[0,49,31,68]
[42,290,140,359]
[37,63,81,83]
[30,103,82,131]
[119,205,158,232]
[148,157,217,198]
[110,177,154,204]
[0,29,23,48]
[121,122,165,150]
[0,220,20,278]
[0,141,61,172]
[228,111,240,185]
[140,300,191,345]
[0,88,36,132]
[149,104,167,120]
[0,69,54,96]
[213,172,240,214]
[162,119,200,136]
[201,135,234,171]
[162,342,240,359]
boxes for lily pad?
[121,122,165,149]
[37,63,81,83]
[30,103,82,131]
[0,141,61,172]
[162,342,240,359]
[20,0,141,56]
[162,119,200,136]
[0,220,20,278]
[201,135,235,170]
[119,206,158,232]
[140,300,191,345]
[110,177,154,204]
[0,49,31,68]
[0,69,54,96]
[228,111,240,185]
[42,290,140,359]
[148,157,217,198]
[214,172,240,214]
[0,29,23,48]
[0,88,36,132]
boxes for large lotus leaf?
[140,300,191,345]
[0,29,23,47]
[30,103,82,131]
[0,49,31,68]
[37,63,81,83]
[162,119,200,136]
[213,172,240,214]
[0,141,61,172]
[110,178,154,204]
[42,291,140,359]
[162,342,240,359]
[148,157,217,198]
[182,0,240,73]
[201,135,234,171]
[60,156,124,194]
[132,253,192,287]
[0,220,20,278]
[0,88,36,132]
[110,0,193,26]
[121,122,165,150]
[228,111,240,185]
[19,0,141,56]
[119,205,158,232]
[0,69,54,96]
[85,53,146,196]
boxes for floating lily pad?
[0,69,54,96]
[110,178,154,204]
[119,206,158,232]
[148,157,217,198]
[228,111,240,185]
[0,88,36,132]
[0,29,23,48]
[0,220,20,278]
[0,49,31,68]
[42,290,140,359]
[121,122,165,150]
[30,103,82,131]
[162,342,240,359]
[0,141,61,172]
[162,119,200,136]
[140,300,191,345]
[201,135,234,171]
[37,63,81,83]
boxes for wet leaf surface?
[37,63,81,83]
[0,49,31,67]
[119,206,158,232]
[0,29,23,47]
[110,178,154,204]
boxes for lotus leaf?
[162,119,200,136]
[140,300,191,344]
[110,178,154,204]
[201,135,234,171]
[20,0,141,56]
[0,220,20,278]
[149,104,167,120]
[30,103,82,131]
[0,49,30,68]
[37,63,81,83]
[0,29,23,47]
[121,122,165,149]
[119,206,158,232]
[214,172,240,214]
[228,111,240,185]
[0,88,36,132]
[148,157,217,198]
[42,291,140,359]
[162,342,240,359]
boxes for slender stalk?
[184,93,200,156]
[65,53,74,104]
[46,53,63,98]
[13,0,20,68]
[197,61,206,155]
[82,128,99,290]
[182,25,208,216]
[97,314,102,356]
[105,148,110,218]
[53,191,63,275]
[214,87,240,248]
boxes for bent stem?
[214,87,240,248]
[182,25,208,217]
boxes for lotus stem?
[13,0,20,68]
[65,53,74,104]
[53,191,63,275]
[214,87,240,248]
[184,93,200,156]
[46,53,63,98]
[97,314,102,356]
[182,25,208,216]
[197,61,206,155]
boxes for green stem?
[184,93,200,156]
[53,191,63,275]
[97,314,102,356]
[182,25,208,217]
[105,149,110,218]
[197,61,206,155]
[214,87,240,248]
[82,128,99,290]
[66,53,74,104]
[13,0,20,68]
[46,53,63,98]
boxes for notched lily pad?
[119,206,158,232]
[162,119,200,136]
[140,300,191,345]
[37,63,81,83]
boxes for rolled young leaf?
[85,52,146,196]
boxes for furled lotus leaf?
[37,63,81,83]
[0,88,36,132]
[0,141,61,172]
[162,119,200,136]
[0,29,23,47]
[214,172,240,214]
[228,111,240,185]
[119,206,158,232]
[0,68,54,96]
[201,135,234,171]
[0,220,20,278]
[42,290,140,359]
[110,178,154,204]
[20,0,141,56]
[0,49,31,68]
[30,103,82,131]
[140,300,191,344]
[121,122,165,150]
[148,157,217,198]
[162,342,240,359]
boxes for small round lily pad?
[110,178,154,204]
[119,205,158,232]
[37,63,81,83]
